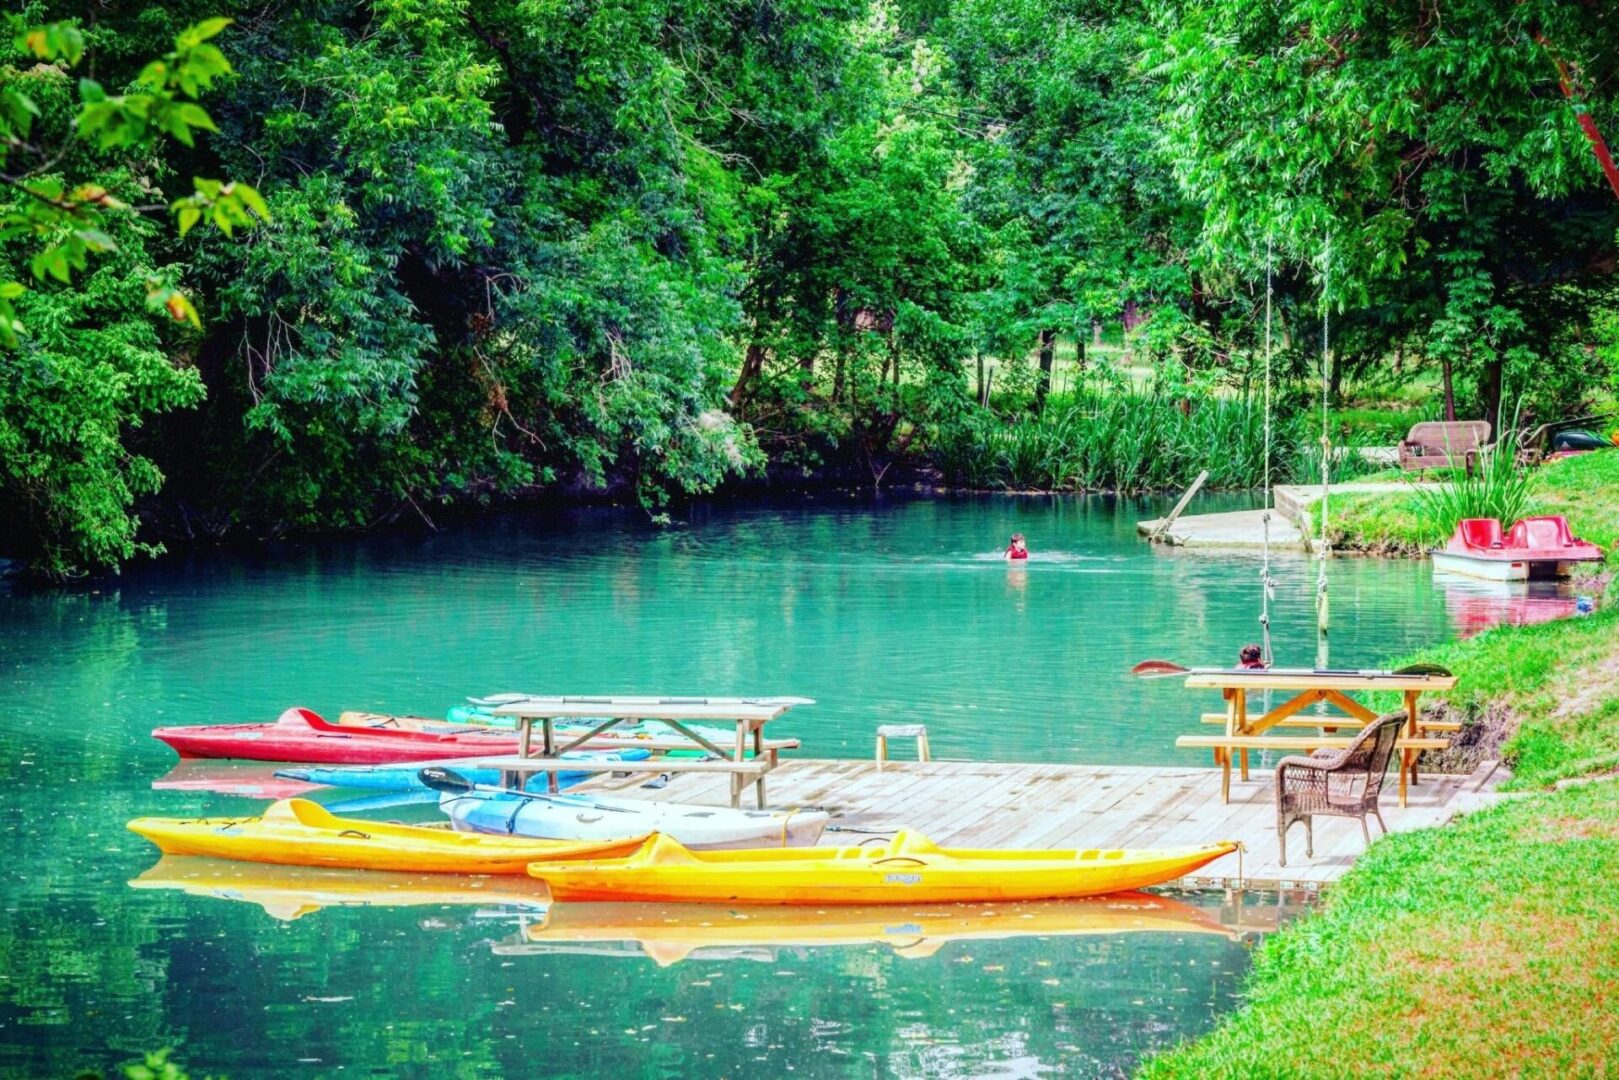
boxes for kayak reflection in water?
[1005,533,1029,560]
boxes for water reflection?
[1433,572,1580,638]
[501,895,1236,967]
[130,856,552,921]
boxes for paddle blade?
[1393,662,1454,678]
[1131,659,1191,678]
[417,767,475,794]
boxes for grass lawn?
[1138,780,1619,1078]
[1329,450,1619,554]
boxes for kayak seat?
[264,798,342,829]
[888,830,941,856]
[1506,515,1575,551]
[1456,518,1504,551]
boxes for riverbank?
[1139,576,1619,1077]
[1327,451,1619,556]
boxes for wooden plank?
[491,701,788,722]
[1198,713,1461,733]
[1184,672,1456,691]
[1177,735,1452,752]
[451,755,770,775]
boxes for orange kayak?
[526,830,1238,904]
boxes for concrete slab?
[1136,508,1304,548]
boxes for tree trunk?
[1479,356,1503,426]
[1075,335,1086,372]
[1440,358,1457,422]
[1093,320,1102,348]
[1036,328,1056,409]
[729,342,766,413]
[976,352,986,406]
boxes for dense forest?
[2,0,1617,575]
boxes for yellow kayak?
[130,855,553,921]
[525,830,1239,904]
[502,893,1233,965]
[127,798,650,874]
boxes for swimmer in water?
[1004,533,1029,560]
[1238,643,1266,669]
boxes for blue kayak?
[275,748,652,793]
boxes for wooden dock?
[572,757,1509,890]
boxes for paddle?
[416,767,639,812]
[1129,659,1453,679]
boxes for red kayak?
[152,707,519,765]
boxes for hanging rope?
[1259,239,1275,666]
[1316,237,1332,670]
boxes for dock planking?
[571,757,1508,889]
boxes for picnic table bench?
[475,698,807,808]
[1398,420,1490,472]
[1175,670,1458,806]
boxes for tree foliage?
[3,0,1618,574]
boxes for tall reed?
[1412,437,1535,541]
[935,385,1291,492]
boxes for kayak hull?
[275,749,651,792]
[443,790,829,850]
[526,831,1238,905]
[152,707,519,765]
[127,798,649,874]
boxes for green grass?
[1330,449,1619,554]
[936,388,1287,492]
[1327,403,1440,445]
[1376,605,1619,790]
[1138,781,1619,1078]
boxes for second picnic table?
[466,697,806,808]
[1173,670,1458,806]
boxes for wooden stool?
[875,723,931,764]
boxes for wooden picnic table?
[484,698,804,808]
[1174,670,1457,807]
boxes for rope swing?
[1316,237,1333,670]
[1258,240,1276,666]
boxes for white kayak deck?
[567,757,1510,890]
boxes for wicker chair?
[1276,713,1405,866]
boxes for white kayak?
[440,789,829,850]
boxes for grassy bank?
[1140,561,1619,1076]
[1138,780,1619,1078]
[1329,451,1619,553]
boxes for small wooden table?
[485,699,803,808]
[1176,670,1457,806]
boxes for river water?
[0,493,1465,1077]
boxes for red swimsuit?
[1007,547,1028,560]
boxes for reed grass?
[1411,438,1535,542]
[936,386,1291,492]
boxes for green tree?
[0,16,264,575]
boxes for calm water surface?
[0,493,1467,1077]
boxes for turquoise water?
[0,494,1459,1077]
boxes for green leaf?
[176,205,201,237]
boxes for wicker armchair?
[1276,713,1405,866]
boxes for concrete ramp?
[1136,509,1304,548]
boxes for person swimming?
[1238,643,1266,669]
[1005,533,1029,560]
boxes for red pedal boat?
[152,707,520,765]
[1431,514,1604,582]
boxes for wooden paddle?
[1129,659,1453,679]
